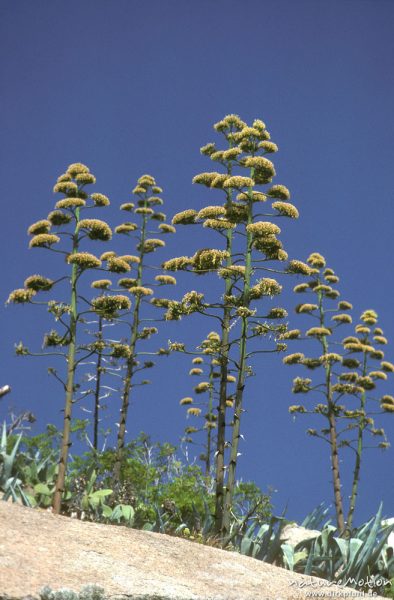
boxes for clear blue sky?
[1,0,394,525]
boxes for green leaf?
[102,504,113,518]
[34,483,52,496]
[281,543,295,571]
[90,489,113,499]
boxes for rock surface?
[0,502,383,600]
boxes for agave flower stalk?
[111,175,174,485]
[163,115,303,537]
[7,163,113,513]
[180,332,237,476]
[345,310,393,531]
[222,173,254,535]
[284,258,393,533]
[92,314,104,451]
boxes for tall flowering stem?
[92,315,104,451]
[163,115,304,537]
[284,256,393,533]
[345,310,393,530]
[222,172,254,534]
[111,175,174,485]
[7,163,113,514]
[179,332,237,476]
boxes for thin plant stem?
[317,287,345,534]
[93,315,103,451]
[222,170,254,536]
[346,351,367,531]
[112,214,147,485]
[53,207,80,514]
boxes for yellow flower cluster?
[53,181,78,195]
[244,156,276,178]
[129,286,154,296]
[266,185,290,200]
[67,252,101,269]
[147,196,163,206]
[237,191,266,202]
[246,221,281,237]
[47,210,72,226]
[200,143,216,156]
[279,329,301,340]
[135,207,154,216]
[55,198,86,209]
[172,209,198,225]
[214,114,247,132]
[381,361,394,372]
[332,383,363,395]
[180,397,193,405]
[222,147,242,160]
[159,223,176,234]
[332,314,352,324]
[293,283,309,293]
[192,249,229,272]
[155,275,176,285]
[203,218,235,230]
[24,275,54,291]
[192,357,204,364]
[106,256,131,273]
[374,335,388,345]
[197,206,226,219]
[287,260,312,276]
[296,303,318,313]
[292,377,312,393]
[268,307,287,319]
[92,294,131,314]
[338,301,353,310]
[91,279,112,289]
[319,353,342,364]
[325,274,339,284]
[307,253,326,268]
[225,204,249,223]
[211,174,231,189]
[223,176,254,189]
[75,172,96,185]
[119,255,140,264]
[289,405,307,414]
[218,265,246,278]
[259,141,278,153]
[194,382,211,394]
[115,223,138,234]
[283,353,304,365]
[306,327,332,337]
[142,238,166,252]
[67,163,90,177]
[355,325,370,334]
[192,172,220,186]
[29,233,60,249]
[110,344,132,359]
[120,203,135,211]
[272,202,299,219]
[369,371,388,380]
[189,368,203,376]
[118,278,137,288]
[28,220,52,235]
[187,407,202,417]
[381,396,394,412]
[7,288,36,304]
[361,309,378,325]
[249,277,282,299]
[90,193,110,207]
[77,219,112,241]
[162,256,193,271]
